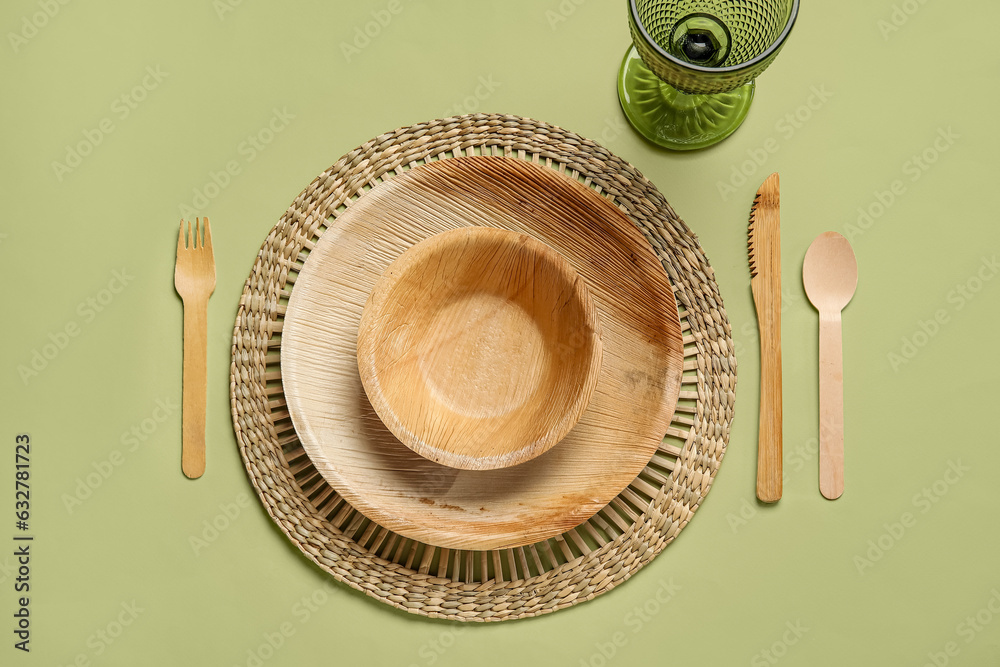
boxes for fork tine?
[195,218,202,249]
[202,217,213,254]
[177,220,186,254]
[187,220,194,250]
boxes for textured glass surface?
[619,0,797,149]
[637,0,791,66]
[669,13,732,67]
[618,46,753,150]
[628,0,797,95]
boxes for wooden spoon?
[802,232,858,500]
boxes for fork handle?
[181,296,209,478]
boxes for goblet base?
[617,46,754,150]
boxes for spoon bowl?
[803,232,858,313]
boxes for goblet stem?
[617,46,754,150]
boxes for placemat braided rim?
[230,113,736,622]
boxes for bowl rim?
[356,225,604,471]
[629,0,800,76]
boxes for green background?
[2,0,999,665]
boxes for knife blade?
[748,172,782,503]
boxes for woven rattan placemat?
[230,113,736,622]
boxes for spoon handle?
[818,311,845,499]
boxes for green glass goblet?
[618,0,799,150]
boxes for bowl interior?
[357,226,603,471]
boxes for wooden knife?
[748,173,782,503]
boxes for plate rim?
[280,155,684,550]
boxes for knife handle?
[755,288,782,503]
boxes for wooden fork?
[174,218,216,479]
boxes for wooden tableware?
[748,173,782,503]
[174,218,216,479]
[803,231,858,500]
[356,226,603,471]
[281,156,684,550]
[233,114,739,619]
